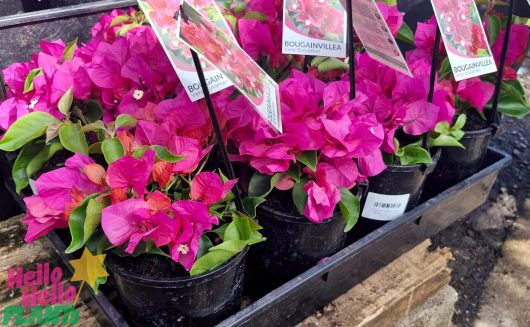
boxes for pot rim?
[106,246,248,287]
[257,204,340,225]
[384,147,442,173]
[462,126,493,138]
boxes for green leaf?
[224,216,252,241]
[438,58,452,81]
[84,198,109,242]
[23,68,42,93]
[486,80,530,118]
[26,141,64,178]
[339,188,360,232]
[84,100,104,123]
[429,135,465,149]
[58,88,74,116]
[317,57,349,72]
[292,180,308,215]
[397,22,414,45]
[117,23,140,36]
[115,114,137,129]
[12,143,43,194]
[190,249,235,276]
[81,120,106,133]
[434,121,451,135]
[487,14,501,46]
[454,114,467,130]
[248,172,281,198]
[396,146,433,165]
[209,239,247,253]
[110,15,131,27]
[66,194,99,253]
[59,122,89,154]
[0,112,61,151]
[242,11,267,22]
[296,150,317,171]
[46,122,63,143]
[152,145,184,163]
[86,231,113,255]
[197,235,214,258]
[133,145,148,158]
[62,38,78,61]
[89,142,103,154]
[242,197,266,218]
[285,164,301,183]
[102,138,125,164]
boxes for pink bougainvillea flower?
[0,98,29,131]
[36,154,104,211]
[169,136,213,174]
[190,172,238,205]
[357,149,387,177]
[134,120,171,146]
[146,190,172,213]
[238,19,275,61]
[106,149,156,197]
[303,181,341,223]
[456,78,494,112]
[376,2,404,37]
[239,141,296,175]
[402,100,440,135]
[315,157,359,190]
[22,195,68,242]
[101,199,176,253]
[152,161,174,188]
[170,201,219,270]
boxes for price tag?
[430,0,497,81]
[361,192,410,221]
[347,0,412,76]
[178,0,283,133]
[137,0,233,102]
[282,0,347,58]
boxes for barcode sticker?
[361,192,410,221]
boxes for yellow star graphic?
[69,248,109,299]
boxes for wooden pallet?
[298,240,453,327]
[0,215,103,327]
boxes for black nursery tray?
[24,147,509,327]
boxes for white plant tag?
[361,192,410,221]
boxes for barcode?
[373,202,402,209]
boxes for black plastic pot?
[426,127,493,197]
[105,248,248,327]
[246,206,346,297]
[352,149,441,238]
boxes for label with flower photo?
[137,0,234,102]
[347,0,411,76]
[361,192,410,221]
[282,0,347,58]
[178,0,283,133]
[430,0,497,81]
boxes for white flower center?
[305,19,311,26]
[291,4,297,9]
[177,244,189,255]
[29,98,38,109]
[133,89,144,100]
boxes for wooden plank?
[298,240,453,327]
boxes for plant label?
[361,192,410,221]
[137,0,233,102]
[430,0,497,81]
[178,0,283,133]
[347,0,412,76]
[282,0,347,58]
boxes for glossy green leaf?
[23,68,42,93]
[190,249,235,276]
[317,57,349,72]
[242,197,266,218]
[0,112,60,151]
[81,120,106,133]
[396,146,433,165]
[26,141,64,178]
[12,143,43,194]
[248,172,281,197]
[487,14,501,46]
[84,197,109,242]
[296,150,317,171]
[59,122,89,154]
[429,135,465,149]
[209,239,247,253]
[152,145,184,163]
[115,114,138,129]
[110,15,131,27]
[197,235,214,258]
[438,58,452,80]
[66,194,99,253]
[339,188,360,232]
[454,114,467,130]
[84,100,104,123]
[62,38,78,61]
[292,180,308,215]
[102,138,125,164]
[397,22,414,45]
[58,88,74,116]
